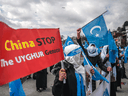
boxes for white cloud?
[0,0,128,36]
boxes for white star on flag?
[95,33,99,37]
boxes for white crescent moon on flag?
[90,26,101,34]
[67,41,72,45]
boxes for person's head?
[88,43,96,54]
[87,43,99,57]
[91,44,95,47]
[64,44,80,56]
[64,44,84,68]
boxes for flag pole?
[81,10,108,29]
[61,60,66,84]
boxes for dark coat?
[52,61,77,96]
[36,68,47,89]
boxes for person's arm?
[77,28,82,47]
[77,28,81,39]
[102,57,109,64]
[77,28,88,55]
[52,68,67,96]
[102,54,109,64]
[98,55,112,72]
[97,55,109,73]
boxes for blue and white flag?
[9,79,26,96]
[91,73,110,96]
[62,36,74,56]
[83,53,109,83]
[84,40,88,49]
[63,36,74,50]
[82,15,108,48]
[108,30,118,63]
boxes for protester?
[100,45,117,96]
[107,55,119,96]
[100,45,112,82]
[77,28,112,92]
[115,48,122,91]
[52,44,94,96]
[36,68,47,92]
[119,48,128,79]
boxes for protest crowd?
[51,28,128,96]
[0,15,128,96]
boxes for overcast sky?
[0,0,128,38]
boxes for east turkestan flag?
[82,15,108,48]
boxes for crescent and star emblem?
[90,26,101,37]
[67,41,72,45]
[9,88,12,92]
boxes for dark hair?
[106,46,109,54]
[91,44,95,47]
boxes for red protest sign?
[0,22,64,85]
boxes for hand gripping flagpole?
[61,60,66,84]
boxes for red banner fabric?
[0,22,64,85]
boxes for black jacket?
[77,38,108,73]
[52,61,77,96]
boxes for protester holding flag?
[77,28,112,91]
[52,44,94,96]
[107,30,120,96]
[100,45,112,83]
